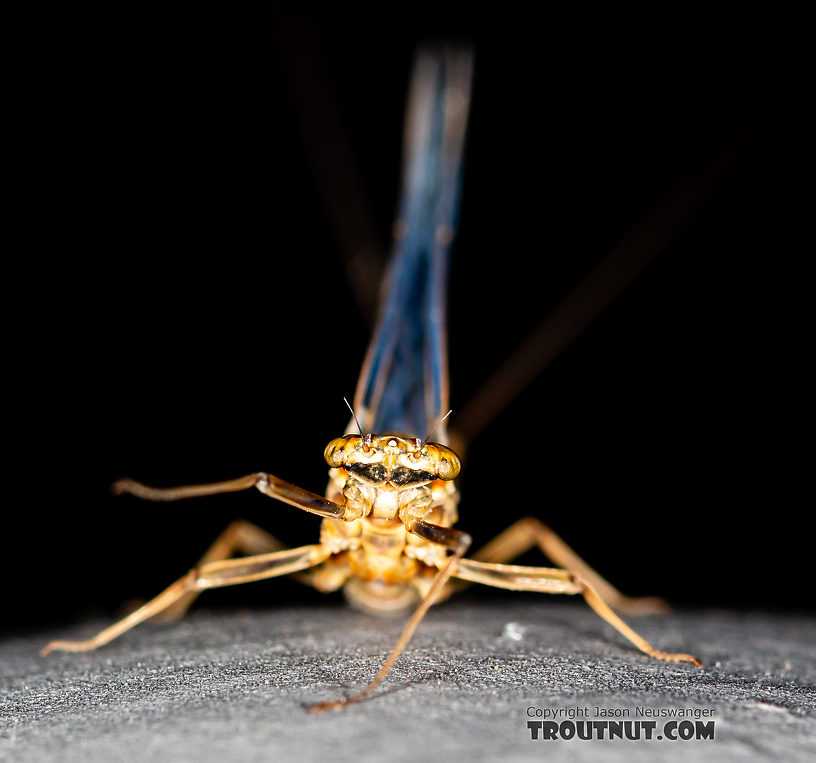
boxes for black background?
[8,10,813,636]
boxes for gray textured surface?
[1,601,814,762]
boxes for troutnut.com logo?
[526,705,716,741]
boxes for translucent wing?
[353,47,472,445]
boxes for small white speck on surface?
[500,622,526,641]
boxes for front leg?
[113,472,350,520]
[310,520,472,712]
[43,473,354,655]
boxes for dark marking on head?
[346,462,388,485]
[389,467,436,486]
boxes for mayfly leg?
[466,517,670,615]
[111,473,345,519]
[42,544,331,655]
[309,520,472,713]
[453,558,700,665]
[155,520,291,622]
[42,473,352,655]
[155,521,329,622]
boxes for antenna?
[416,410,452,456]
[344,397,371,452]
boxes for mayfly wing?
[352,47,472,445]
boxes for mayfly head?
[324,434,461,484]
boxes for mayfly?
[42,47,701,711]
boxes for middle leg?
[469,517,669,615]
[158,520,290,621]
[454,558,700,665]
[42,543,332,655]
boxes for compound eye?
[324,437,350,467]
[434,445,461,480]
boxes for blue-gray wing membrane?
[353,47,472,444]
